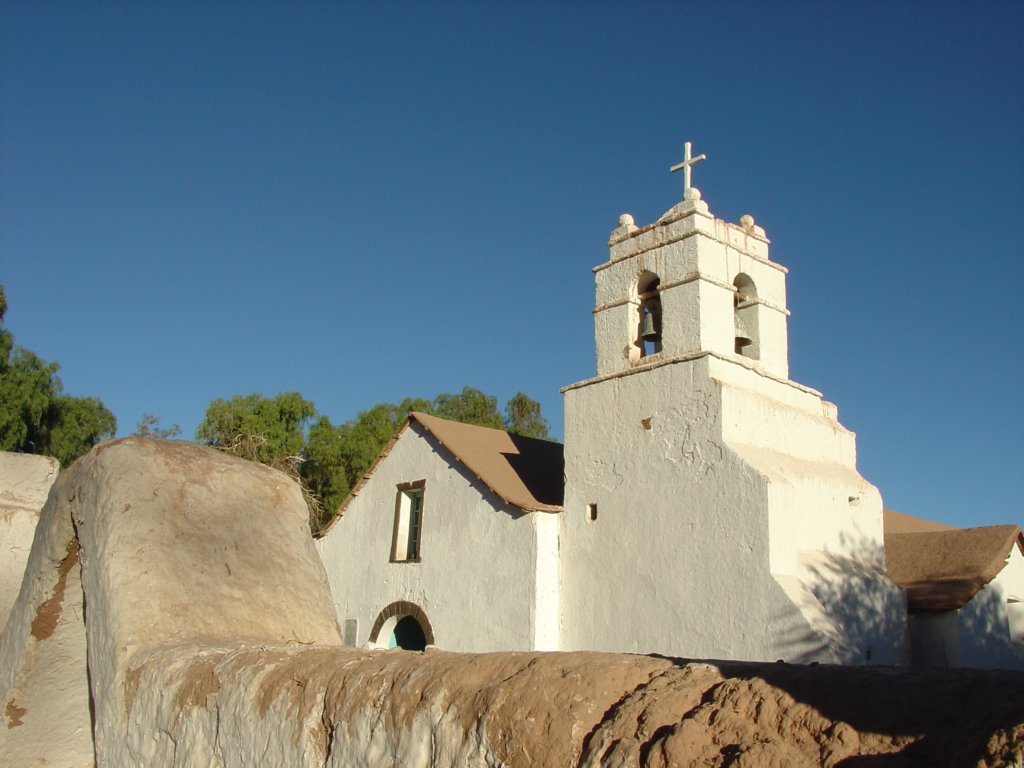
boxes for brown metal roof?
[884,513,1024,612]
[409,412,563,513]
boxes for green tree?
[0,286,116,464]
[300,397,433,531]
[432,387,504,429]
[133,413,182,439]
[334,398,432,489]
[196,391,320,527]
[195,392,315,464]
[300,415,352,529]
[503,391,550,439]
[38,396,117,467]
[0,347,58,452]
[0,289,11,365]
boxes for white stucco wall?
[532,511,560,650]
[316,422,558,653]
[957,540,1024,670]
[561,358,842,662]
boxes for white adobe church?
[316,144,994,666]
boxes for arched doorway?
[368,601,435,651]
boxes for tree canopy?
[195,392,316,465]
[0,286,116,466]
[195,386,551,533]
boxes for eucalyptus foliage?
[0,286,116,466]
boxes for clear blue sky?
[2,2,1021,528]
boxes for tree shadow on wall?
[697,534,1023,766]
[955,587,1024,671]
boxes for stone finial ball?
[740,214,755,229]
[685,187,702,201]
[618,214,635,227]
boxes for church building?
[316,145,910,664]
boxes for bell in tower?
[637,275,662,357]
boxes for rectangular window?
[391,480,425,562]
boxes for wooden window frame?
[390,480,426,563]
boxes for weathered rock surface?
[0,451,59,633]
[1,439,1021,767]
[0,438,342,766]
[119,645,1024,767]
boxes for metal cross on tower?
[669,141,707,196]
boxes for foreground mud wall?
[121,645,1024,767]
[0,440,1021,767]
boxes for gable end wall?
[316,423,548,652]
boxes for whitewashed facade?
[315,416,560,652]
[559,188,907,664]
[316,183,911,663]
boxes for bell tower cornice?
[601,188,781,274]
[584,163,792,381]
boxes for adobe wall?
[0,451,59,634]
[0,438,343,765]
[0,440,1020,767]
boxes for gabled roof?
[883,510,1024,612]
[318,413,563,537]
[408,413,563,513]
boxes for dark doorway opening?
[393,615,427,650]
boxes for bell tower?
[592,145,790,380]
[559,142,906,665]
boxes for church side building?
[558,178,907,664]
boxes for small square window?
[391,481,425,562]
[586,503,598,522]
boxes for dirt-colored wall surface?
[121,644,1023,767]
